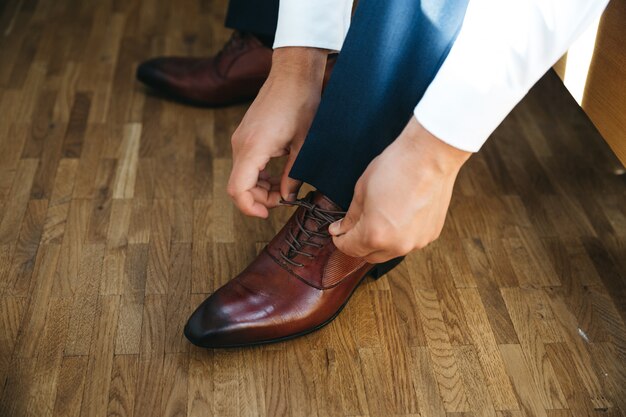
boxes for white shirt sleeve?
[272,0,609,152]
[273,0,353,52]
[414,0,610,152]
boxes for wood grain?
[0,1,624,416]
[582,0,626,166]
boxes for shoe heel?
[368,257,404,280]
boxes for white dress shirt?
[273,0,610,152]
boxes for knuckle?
[231,130,255,150]
[361,233,375,248]
[367,224,394,247]
[364,232,386,249]
[342,215,356,227]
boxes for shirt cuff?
[414,0,609,153]
[414,74,526,153]
[273,0,353,52]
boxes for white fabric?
[273,0,353,51]
[273,0,610,152]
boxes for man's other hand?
[228,47,327,218]
[329,117,472,263]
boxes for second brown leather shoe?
[137,31,273,107]
[184,191,402,348]
[137,31,337,107]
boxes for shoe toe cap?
[136,58,170,87]
[184,295,236,348]
[183,265,325,348]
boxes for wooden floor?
[1,0,625,416]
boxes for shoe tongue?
[309,191,343,212]
[278,191,344,261]
[289,192,343,248]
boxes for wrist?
[400,117,472,175]
[270,47,327,85]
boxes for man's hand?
[228,47,327,218]
[328,117,471,263]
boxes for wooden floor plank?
[501,287,567,409]
[106,354,138,417]
[411,346,447,417]
[187,344,215,417]
[0,158,38,244]
[4,198,48,296]
[13,244,61,358]
[0,1,624,417]
[414,288,470,412]
[454,345,498,417]
[52,355,89,417]
[546,342,608,417]
[79,294,121,417]
[26,296,72,417]
[458,288,519,411]
[500,343,549,417]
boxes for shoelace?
[279,198,346,267]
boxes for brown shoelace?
[279,198,345,267]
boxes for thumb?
[280,147,303,202]
[329,205,360,236]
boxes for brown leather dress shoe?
[137,31,272,107]
[137,31,337,107]
[184,191,402,348]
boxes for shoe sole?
[185,257,403,349]
[140,85,256,108]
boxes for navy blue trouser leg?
[224,0,279,39]
[290,0,469,210]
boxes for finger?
[228,156,270,217]
[280,148,303,201]
[256,179,271,191]
[250,186,282,209]
[332,220,374,258]
[232,190,270,218]
[328,201,362,236]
